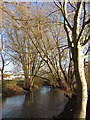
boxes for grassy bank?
[2,80,26,97]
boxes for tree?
[0,35,12,82]
[47,15,75,94]
[2,3,44,90]
[54,1,90,118]
[0,37,4,82]
[2,2,76,95]
[29,9,75,96]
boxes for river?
[2,86,68,118]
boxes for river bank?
[2,81,26,97]
[2,80,67,98]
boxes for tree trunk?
[24,74,30,91]
[1,54,4,83]
[72,44,88,118]
[1,69,4,82]
[22,64,30,91]
[30,62,34,90]
[30,76,34,90]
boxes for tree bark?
[25,75,30,91]
[1,54,4,83]
[30,76,34,90]
[72,44,88,118]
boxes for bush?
[16,80,24,88]
[2,82,8,93]
[2,80,25,97]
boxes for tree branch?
[77,2,86,42]
[54,0,72,30]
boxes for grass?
[2,80,25,97]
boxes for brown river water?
[2,86,68,118]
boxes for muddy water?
[2,86,68,118]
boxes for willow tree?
[54,1,90,118]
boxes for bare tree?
[2,3,45,90]
[54,1,90,118]
[2,2,86,106]
[0,37,4,82]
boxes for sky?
[3,0,54,2]
[0,33,14,75]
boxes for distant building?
[3,74,13,80]
[0,74,20,80]
[0,74,24,81]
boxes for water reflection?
[40,86,51,95]
[2,86,68,118]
